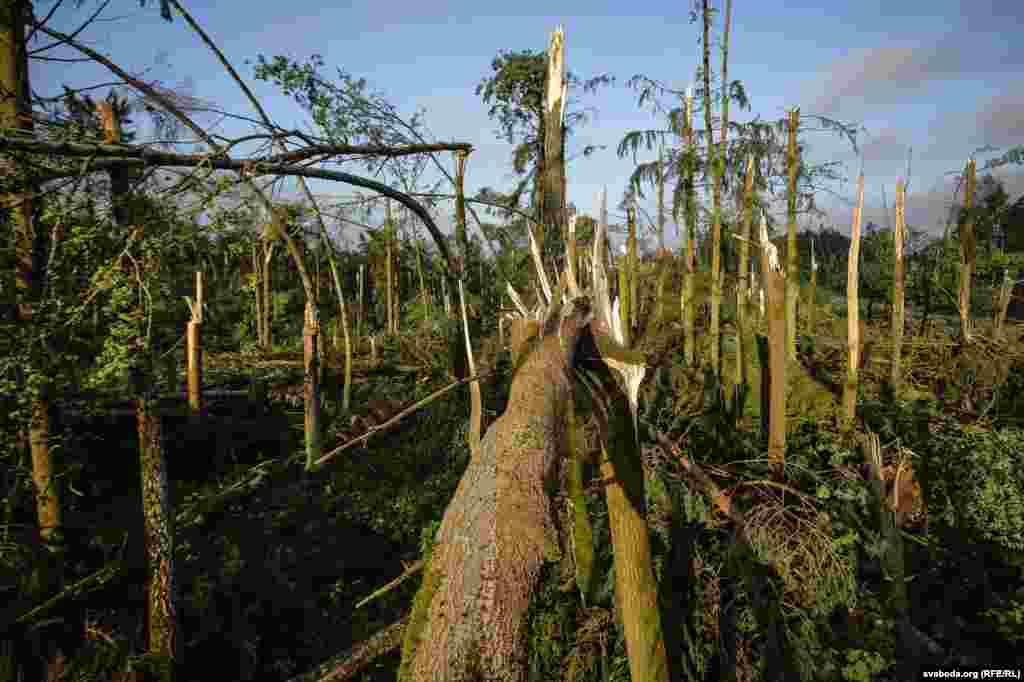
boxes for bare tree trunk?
[714,0,733,376]
[385,199,395,335]
[993,269,1013,340]
[656,144,666,253]
[542,26,567,268]
[759,215,787,476]
[703,0,723,375]
[627,205,638,339]
[99,98,180,679]
[262,240,274,350]
[3,11,66,677]
[304,300,323,470]
[808,238,818,337]
[891,180,905,395]
[186,271,203,415]
[3,18,66,680]
[681,91,698,367]
[596,396,670,682]
[137,396,178,679]
[958,158,976,343]
[734,155,755,410]
[400,312,591,681]
[415,238,428,314]
[843,175,865,431]
[251,242,264,347]
[785,108,800,360]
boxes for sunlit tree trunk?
[843,175,865,431]
[680,91,698,366]
[597,392,670,682]
[891,180,905,395]
[785,108,800,360]
[712,0,733,376]
[703,0,723,374]
[734,154,755,411]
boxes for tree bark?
[734,155,755,411]
[681,92,697,367]
[958,159,976,342]
[3,4,65,677]
[891,180,905,395]
[785,108,800,360]
[595,386,670,682]
[99,100,180,678]
[541,26,567,269]
[400,303,591,681]
[702,0,722,374]
[843,175,865,431]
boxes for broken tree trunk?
[399,299,592,681]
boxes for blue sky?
[32,0,1023,251]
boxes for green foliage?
[983,590,1024,644]
[839,648,888,681]
[917,420,1024,553]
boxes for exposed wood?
[786,107,800,360]
[891,180,906,395]
[843,175,865,431]
[186,271,203,414]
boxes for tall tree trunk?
[734,154,755,412]
[99,98,180,679]
[137,395,178,679]
[958,158,976,343]
[385,199,395,335]
[702,0,723,375]
[596,389,670,682]
[261,240,274,350]
[542,26,567,270]
[713,0,733,377]
[681,91,698,367]
[760,216,787,475]
[993,269,1013,340]
[448,154,470,380]
[321,231,352,413]
[808,238,818,337]
[656,144,666,252]
[3,4,66,678]
[843,175,865,431]
[785,108,800,360]
[454,149,482,454]
[627,205,638,338]
[891,180,905,395]
[415,238,428,314]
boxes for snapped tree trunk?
[843,175,865,431]
[993,270,1013,340]
[958,158,976,343]
[734,154,755,412]
[891,180,905,396]
[785,108,800,360]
